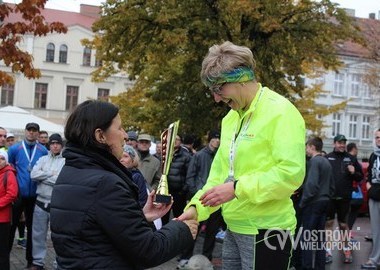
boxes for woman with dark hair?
[50,100,197,269]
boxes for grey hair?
[200,41,256,86]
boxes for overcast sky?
[3,0,380,19]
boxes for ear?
[94,128,106,144]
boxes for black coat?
[50,144,193,270]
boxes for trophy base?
[154,194,171,204]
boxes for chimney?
[80,4,101,19]
[344,8,355,17]
[369,13,376,19]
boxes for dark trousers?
[290,197,303,270]
[0,222,11,270]
[202,209,225,260]
[9,197,36,266]
[348,203,362,230]
[181,208,225,261]
[161,191,187,225]
[301,200,329,270]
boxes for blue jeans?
[301,200,329,270]
[222,229,292,270]
[32,204,50,266]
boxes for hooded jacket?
[187,84,305,235]
[0,164,18,222]
[50,144,193,269]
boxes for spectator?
[0,127,6,150]
[126,131,138,150]
[5,133,16,148]
[325,134,363,264]
[38,131,49,149]
[7,122,48,268]
[153,141,162,162]
[178,41,305,270]
[137,134,161,191]
[179,130,222,268]
[300,137,334,270]
[0,149,18,270]
[30,134,65,270]
[50,100,197,269]
[361,128,380,269]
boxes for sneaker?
[365,235,373,242]
[343,249,353,264]
[325,253,333,264]
[361,260,377,269]
[176,259,189,269]
[17,238,27,249]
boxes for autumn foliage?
[0,0,67,85]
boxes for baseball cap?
[334,134,347,142]
[138,134,152,142]
[6,132,15,138]
[25,122,40,131]
[208,130,221,142]
[127,131,138,141]
[48,133,63,145]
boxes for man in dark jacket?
[325,134,363,264]
[183,130,222,266]
[300,137,334,270]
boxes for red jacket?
[0,165,18,223]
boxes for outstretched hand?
[143,190,173,222]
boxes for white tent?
[0,106,64,137]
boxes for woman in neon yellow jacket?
[178,41,305,270]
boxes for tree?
[0,0,67,85]
[87,0,362,137]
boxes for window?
[66,85,79,111]
[97,88,110,101]
[46,43,55,62]
[362,116,371,140]
[348,115,358,138]
[1,83,14,105]
[350,74,361,97]
[333,72,344,96]
[363,83,372,99]
[83,47,91,66]
[59,44,68,63]
[34,83,48,109]
[332,113,341,137]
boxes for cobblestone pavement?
[11,216,372,270]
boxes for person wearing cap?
[178,41,305,270]
[7,122,48,268]
[0,149,18,270]
[180,130,223,266]
[137,134,161,191]
[29,133,65,270]
[5,132,16,148]
[126,130,138,150]
[325,134,363,264]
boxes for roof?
[336,17,380,59]
[3,3,99,30]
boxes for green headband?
[204,66,255,87]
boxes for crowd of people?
[0,41,379,270]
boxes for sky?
[3,0,380,19]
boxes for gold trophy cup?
[154,120,180,204]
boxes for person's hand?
[143,190,173,222]
[200,182,235,207]
[367,182,371,190]
[176,206,198,222]
[183,219,199,239]
[347,165,355,174]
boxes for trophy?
[154,120,180,204]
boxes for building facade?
[0,4,133,125]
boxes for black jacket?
[325,150,363,199]
[167,147,191,192]
[50,144,193,270]
[186,145,217,197]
